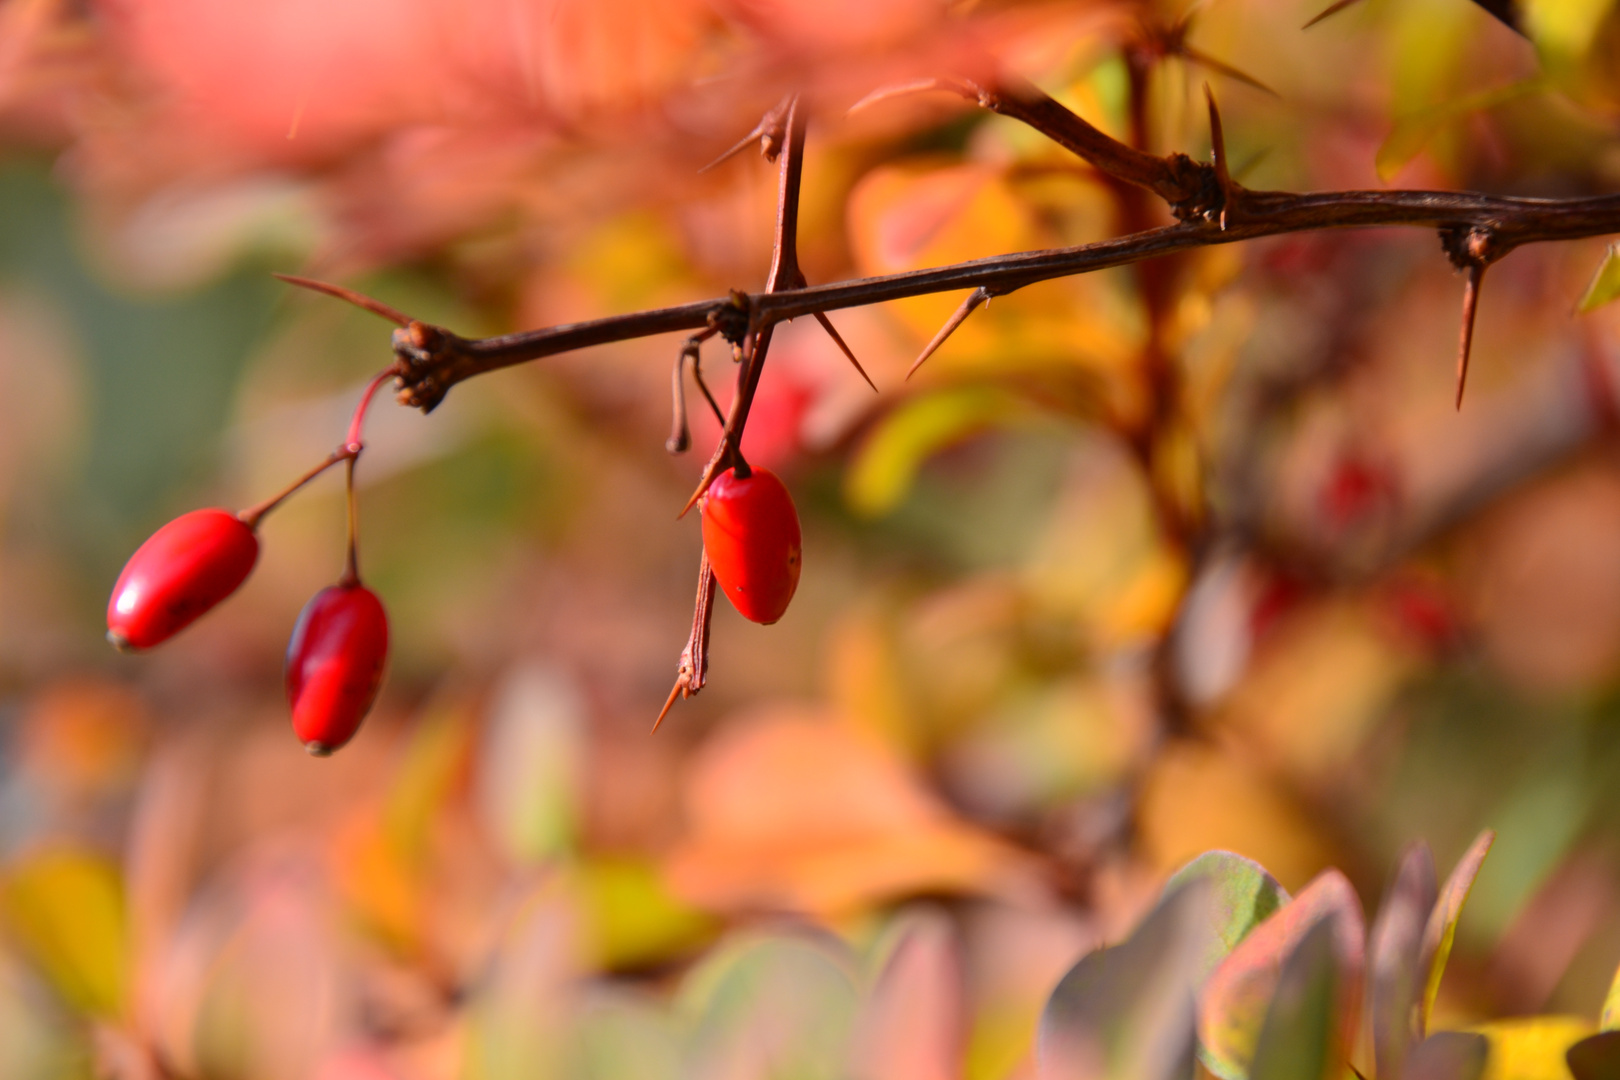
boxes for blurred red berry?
[700,466,802,625]
[285,584,389,756]
[1321,455,1398,531]
[106,509,259,651]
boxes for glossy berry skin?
[107,509,259,651]
[700,466,802,625]
[285,584,388,756]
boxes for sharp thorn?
[272,273,412,327]
[1456,263,1485,411]
[699,126,765,173]
[906,288,990,380]
[1183,46,1279,98]
[1303,0,1367,30]
[679,470,712,519]
[651,678,683,734]
[846,78,949,116]
[814,312,878,392]
[1205,84,1228,181]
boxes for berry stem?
[341,455,361,586]
[236,365,397,531]
[238,451,347,530]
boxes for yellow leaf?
[1524,0,1613,67]
[1470,1017,1593,1080]
[1579,245,1620,314]
[1,848,127,1018]
[1601,959,1620,1030]
[572,858,716,971]
[844,387,1026,517]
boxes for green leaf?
[1367,843,1440,1080]
[1038,877,1214,1080]
[1162,851,1290,986]
[572,991,682,1080]
[1249,918,1342,1080]
[678,933,859,1080]
[1405,1032,1489,1080]
[0,848,128,1018]
[853,908,963,1080]
[476,665,585,866]
[1569,1030,1620,1080]
[1199,870,1365,1080]
[1578,246,1620,314]
[1419,829,1495,1034]
[845,387,1026,517]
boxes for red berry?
[107,509,259,651]
[285,584,389,756]
[700,466,802,625]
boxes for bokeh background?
[4,0,1620,1076]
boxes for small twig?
[273,273,412,327]
[653,554,717,733]
[667,329,721,454]
[908,287,992,378]
[680,93,809,517]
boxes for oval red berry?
[700,466,802,625]
[107,509,259,651]
[285,584,389,756]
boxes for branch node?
[699,94,795,172]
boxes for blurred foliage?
[5,0,1620,1078]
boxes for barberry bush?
[6,0,1620,1078]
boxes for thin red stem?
[341,456,361,586]
[237,365,397,534]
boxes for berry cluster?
[107,367,395,756]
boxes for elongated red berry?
[285,584,388,756]
[700,466,802,625]
[107,509,259,651]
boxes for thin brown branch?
[384,77,1620,413]
[391,185,1620,411]
[949,75,1204,206]
[680,93,809,515]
